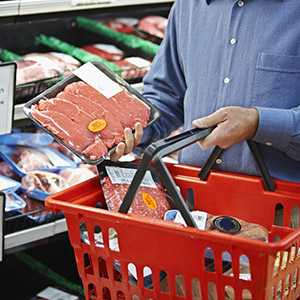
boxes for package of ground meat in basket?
[24,62,159,164]
[98,161,171,219]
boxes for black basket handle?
[119,128,213,228]
[118,128,275,228]
[199,141,276,192]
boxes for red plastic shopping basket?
[46,128,300,300]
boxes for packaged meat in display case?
[21,170,68,200]
[104,18,139,34]
[23,52,80,75]
[16,60,60,86]
[59,164,97,187]
[137,16,168,41]
[24,62,160,164]
[98,160,171,220]
[0,145,77,177]
[115,57,151,80]
[82,44,124,61]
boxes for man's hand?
[192,106,259,149]
[110,123,143,161]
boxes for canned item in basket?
[212,216,241,234]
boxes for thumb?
[193,109,227,128]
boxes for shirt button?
[223,77,231,84]
[230,38,237,45]
[216,159,223,165]
[237,0,245,7]
[266,142,272,146]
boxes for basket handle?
[118,128,275,228]
[199,141,276,192]
[119,128,213,228]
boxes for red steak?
[58,91,123,147]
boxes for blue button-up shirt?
[140,0,300,182]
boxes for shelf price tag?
[0,193,5,262]
[0,62,16,135]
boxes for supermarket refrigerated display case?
[1,0,173,254]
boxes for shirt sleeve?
[253,106,300,161]
[136,2,186,151]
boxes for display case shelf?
[4,218,67,251]
[0,0,173,17]
[19,0,173,15]
[0,1,20,17]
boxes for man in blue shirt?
[112,0,300,182]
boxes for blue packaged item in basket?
[0,145,77,177]
[0,132,54,147]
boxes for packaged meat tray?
[24,62,160,164]
[98,161,171,220]
[82,44,124,61]
[0,145,77,177]
[21,165,97,201]
[115,57,151,80]
[104,18,139,34]
[137,16,168,40]
[21,170,68,201]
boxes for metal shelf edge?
[0,1,20,17]
[4,218,67,250]
[19,0,174,16]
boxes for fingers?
[193,108,228,128]
[110,142,126,161]
[134,122,143,146]
[110,123,144,161]
[124,127,134,154]
[198,127,220,150]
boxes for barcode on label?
[105,166,157,188]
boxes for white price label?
[105,166,157,188]
[0,63,15,135]
[73,62,122,98]
[0,193,4,262]
[37,287,78,300]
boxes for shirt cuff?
[253,107,293,150]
